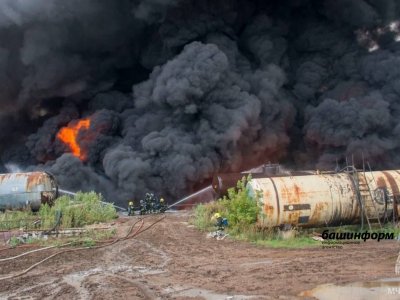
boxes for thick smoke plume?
[1,0,400,203]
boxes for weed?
[255,236,320,248]
[82,238,96,248]
[8,236,21,248]
[0,192,117,231]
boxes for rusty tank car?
[0,172,58,211]
[212,169,400,228]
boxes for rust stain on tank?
[310,202,327,223]
[281,184,302,204]
[280,187,289,202]
[376,177,386,188]
[294,184,302,202]
[382,171,400,220]
[0,173,13,183]
[27,173,44,191]
[263,205,274,218]
[262,189,274,219]
[287,211,300,224]
[382,172,400,196]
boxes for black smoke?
[1,0,400,203]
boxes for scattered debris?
[207,230,229,240]
[7,232,48,245]
[312,236,324,242]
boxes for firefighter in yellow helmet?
[212,212,228,231]
[213,212,221,219]
[212,212,222,228]
[159,197,167,212]
[128,200,135,216]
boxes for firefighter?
[139,199,146,215]
[127,201,135,216]
[149,193,157,213]
[144,193,152,213]
[212,212,228,231]
[159,197,167,212]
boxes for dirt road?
[0,212,399,299]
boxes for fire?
[57,118,91,160]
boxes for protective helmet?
[160,198,164,203]
[214,212,221,219]
[128,201,133,206]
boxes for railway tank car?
[213,169,400,228]
[0,172,58,211]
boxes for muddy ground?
[0,211,399,299]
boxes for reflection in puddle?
[300,278,400,300]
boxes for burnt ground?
[0,211,399,299]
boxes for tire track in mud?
[0,217,169,299]
[56,218,170,299]
[0,214,398,299]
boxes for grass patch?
[255,236,320,248]
[228,224,320,248]
[0,210,40,230]
[40,192,117,228]
[37,228,117,248]
[192,202,225,231]
[8,236,22,248]
[0,192,117,231]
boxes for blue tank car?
[0,172,58,211]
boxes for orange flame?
[57,118,91,160]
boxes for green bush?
[192,175,260,234]
[192,201,227,231]
[39,192,117,228]
[0,192,117,230]
[219,175,260,230]
[0,210,39,230]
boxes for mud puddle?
[301,277,400,300]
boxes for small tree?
[192,175,261,235]
[219,175,261,231]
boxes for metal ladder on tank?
[356,159,382,230]
[351,167,370,230]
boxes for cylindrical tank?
[214,170,400,227]
[212,170,319,197]
[0,172,58,211]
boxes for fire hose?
[0,216,165,281]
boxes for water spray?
[58,189,76,196]
[168,185,213,209]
